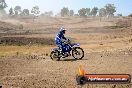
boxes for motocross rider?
[55,27,67,55]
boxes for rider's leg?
[58,45,64,53]
[56,41,65,56]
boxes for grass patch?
[109,26,124,29]
[0,37,55,46]
[0,45,54,57]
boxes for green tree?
[14,6,22,15]
[117,13,122,17]
[0,0,7,9]
[78,8,87,17]
[61,7,69,17]
[22,9,29,15]
[86,8,90,16]
[69,10,74,16]
[99,8,107,17]
[128,14,132,17]
[91,7,98,16]
[9,7,14,15]
[105,4,116,17]
[0,0,7,15]
[31,6,40,21]
[31,6,40,16]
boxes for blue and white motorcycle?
[50,38,84,61]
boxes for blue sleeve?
[62,34,66,40]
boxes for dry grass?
[0,45,53,57]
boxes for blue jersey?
[55,30,70,52]
[55,31,66,45]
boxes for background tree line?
[9,6,40,16]
[0,0,132,18]
[60,4,116,17]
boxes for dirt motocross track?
[0,17,132,88]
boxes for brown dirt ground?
[0,17,132,88]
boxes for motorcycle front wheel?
[72,47,84,60]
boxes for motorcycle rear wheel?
[50,51,60,61]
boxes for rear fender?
[52,48,60,52]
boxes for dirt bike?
[50,38,84,61]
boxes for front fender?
[72,44,80,47]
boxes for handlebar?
[61,38,71,45]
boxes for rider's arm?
[62,34,66,40]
